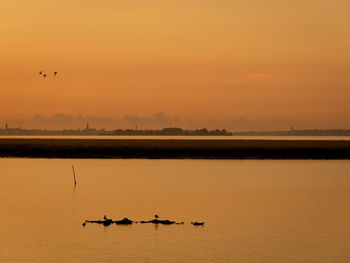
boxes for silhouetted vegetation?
[230,129,350,136]
[110,127,231,136]
[2,127,350,136]
[1,138,350,159]
[0,127,231,136]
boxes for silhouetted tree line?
[0,127,231,136]
[110,128,231,136]
[230,129,350,136]
[2,127,350,136]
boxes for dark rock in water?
[114,218,133,225]
[103,219,113,226]
[140,219,177,225]
[85,216,133,226]
[86,220,103,224]
[156,219,175,225]
[84,216,185,227]
[85,219,113,226]
[191,222,205,226]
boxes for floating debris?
[83,215,195,227]
[191,222,205,226]
[85,219,113,226]
[139,219,176,225]
[115,218,133,225]
[137,215,184,225]
[84,216,134,226]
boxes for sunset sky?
[1,0,349,130]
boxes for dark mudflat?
[1,138,350,159]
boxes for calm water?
[0,159,350,262]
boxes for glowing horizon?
[1,0,349,129]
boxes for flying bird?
[53,72,57,76]
[39,71,43,75]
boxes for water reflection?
[0,159,349,262]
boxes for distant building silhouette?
[18,121,23,129]
[1,126,350,136]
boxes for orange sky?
[1,0,350,129]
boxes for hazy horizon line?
[0,112,349,132]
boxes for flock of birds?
[38,70,58,79]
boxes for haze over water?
[1,159,349,262]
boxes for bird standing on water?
[53,71,57,76]
[43,74,47,78]
[39,71,43,75]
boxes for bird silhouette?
[104,215,107,220]
[43,74,47,78]
[154,215,159,219]
[53,72,57,76]
[39,71,43,75]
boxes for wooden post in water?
[72,165,77,186]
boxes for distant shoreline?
[1,127,350,137]
[1,139,350,159]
